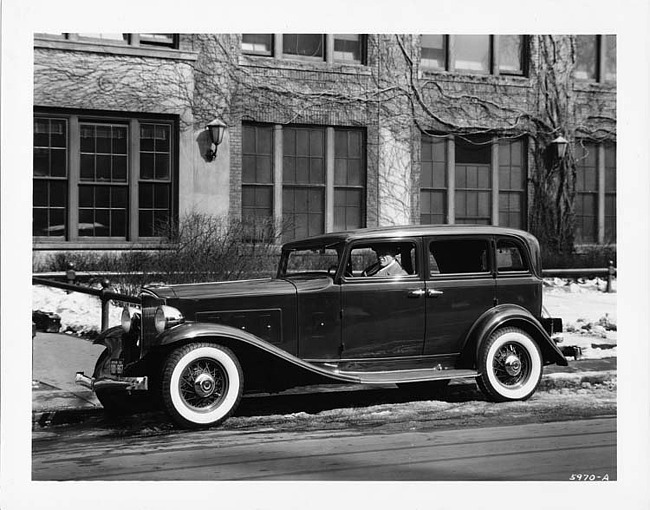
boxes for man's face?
[376,250,395,267]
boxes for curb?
[33,407,104,428]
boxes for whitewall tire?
[161,342,243,428]
[476,327,542,402]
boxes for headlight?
[154,305,184,334]
[121,307,132,333]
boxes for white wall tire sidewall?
[169,346,241,425]
[485,331,541,400]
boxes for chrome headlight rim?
[154,305,184,334]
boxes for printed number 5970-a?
[569,474,609,481]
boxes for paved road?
[32,416,616,481]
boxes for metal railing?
[31,276,140,332]
[541,260,617,293]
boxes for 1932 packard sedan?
[76,225,566,428]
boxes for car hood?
[144,278,298,301]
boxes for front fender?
[461,304,568,367]
[92,326,126,358]
[91,326,141,378]
[154,322,363,384]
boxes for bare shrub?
[151,212,280,284]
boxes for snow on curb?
[539,370,617,391]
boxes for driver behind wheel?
[363,245,408,277]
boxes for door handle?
[427,288,444,297]
[407,289,426,298]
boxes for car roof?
[282,224,538,248]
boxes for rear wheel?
[476,327,542,402]
[161,342,243,428]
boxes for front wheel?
[476,327,542,402]
[161,342,243,428]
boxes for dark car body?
[77,225,566,427]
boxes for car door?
[423,236,496,356]
[494,236,541,316]
[340,239,425,361]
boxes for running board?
[335,368,478,385]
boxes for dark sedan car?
[76,225,566,428]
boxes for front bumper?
[75,372,148,391]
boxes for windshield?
[279,243,343,277]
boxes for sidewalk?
[32,332,104,426]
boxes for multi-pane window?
[575,35,598,81]
[139,124,172,237]
[33,112,176,243]
[498,139,526,229]
[420,35,525,76]
[241,34,366,65]
[334,129,365,230]
[498,35,525,75]
[241,34,273,55]
[242,123,366,241]
[421,35,447,70]
[333,35,365,63]
[78,123,128,237]
[283,127,326,240]
[575,143,598,243]
[39,33,179,48]
[604,144,616,243]
[420,136,447,224]
[283,34,324,59]
[455,137,491,224]
[242,124,274,222]
[33,118,68,237]
[137,34,177,47]
[604,36,616,83]
[574,35,616,83]
[455,35,491,73]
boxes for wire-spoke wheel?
[162,343,243,428]
[476,327,542,402]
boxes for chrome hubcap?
[504,354,522,377]
[193,373,216,397]
[493,342,531,388]
[179,358,228,412]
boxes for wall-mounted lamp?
[205,118,227,161]
[550,136,569,161]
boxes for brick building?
[32,34,616,261]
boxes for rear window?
[428,239,490,275]
[496,239,528,272]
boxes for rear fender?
[460,304,568,368]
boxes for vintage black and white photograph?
[1,0,649,508]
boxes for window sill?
[33,240,173,251]
[420,69,530,86]
[573,80,616,93]
[239,54,371,76]
[34,37,198,62]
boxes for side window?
[428,239,490,276]
[496,239,528,272]
[347,242,417,278]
